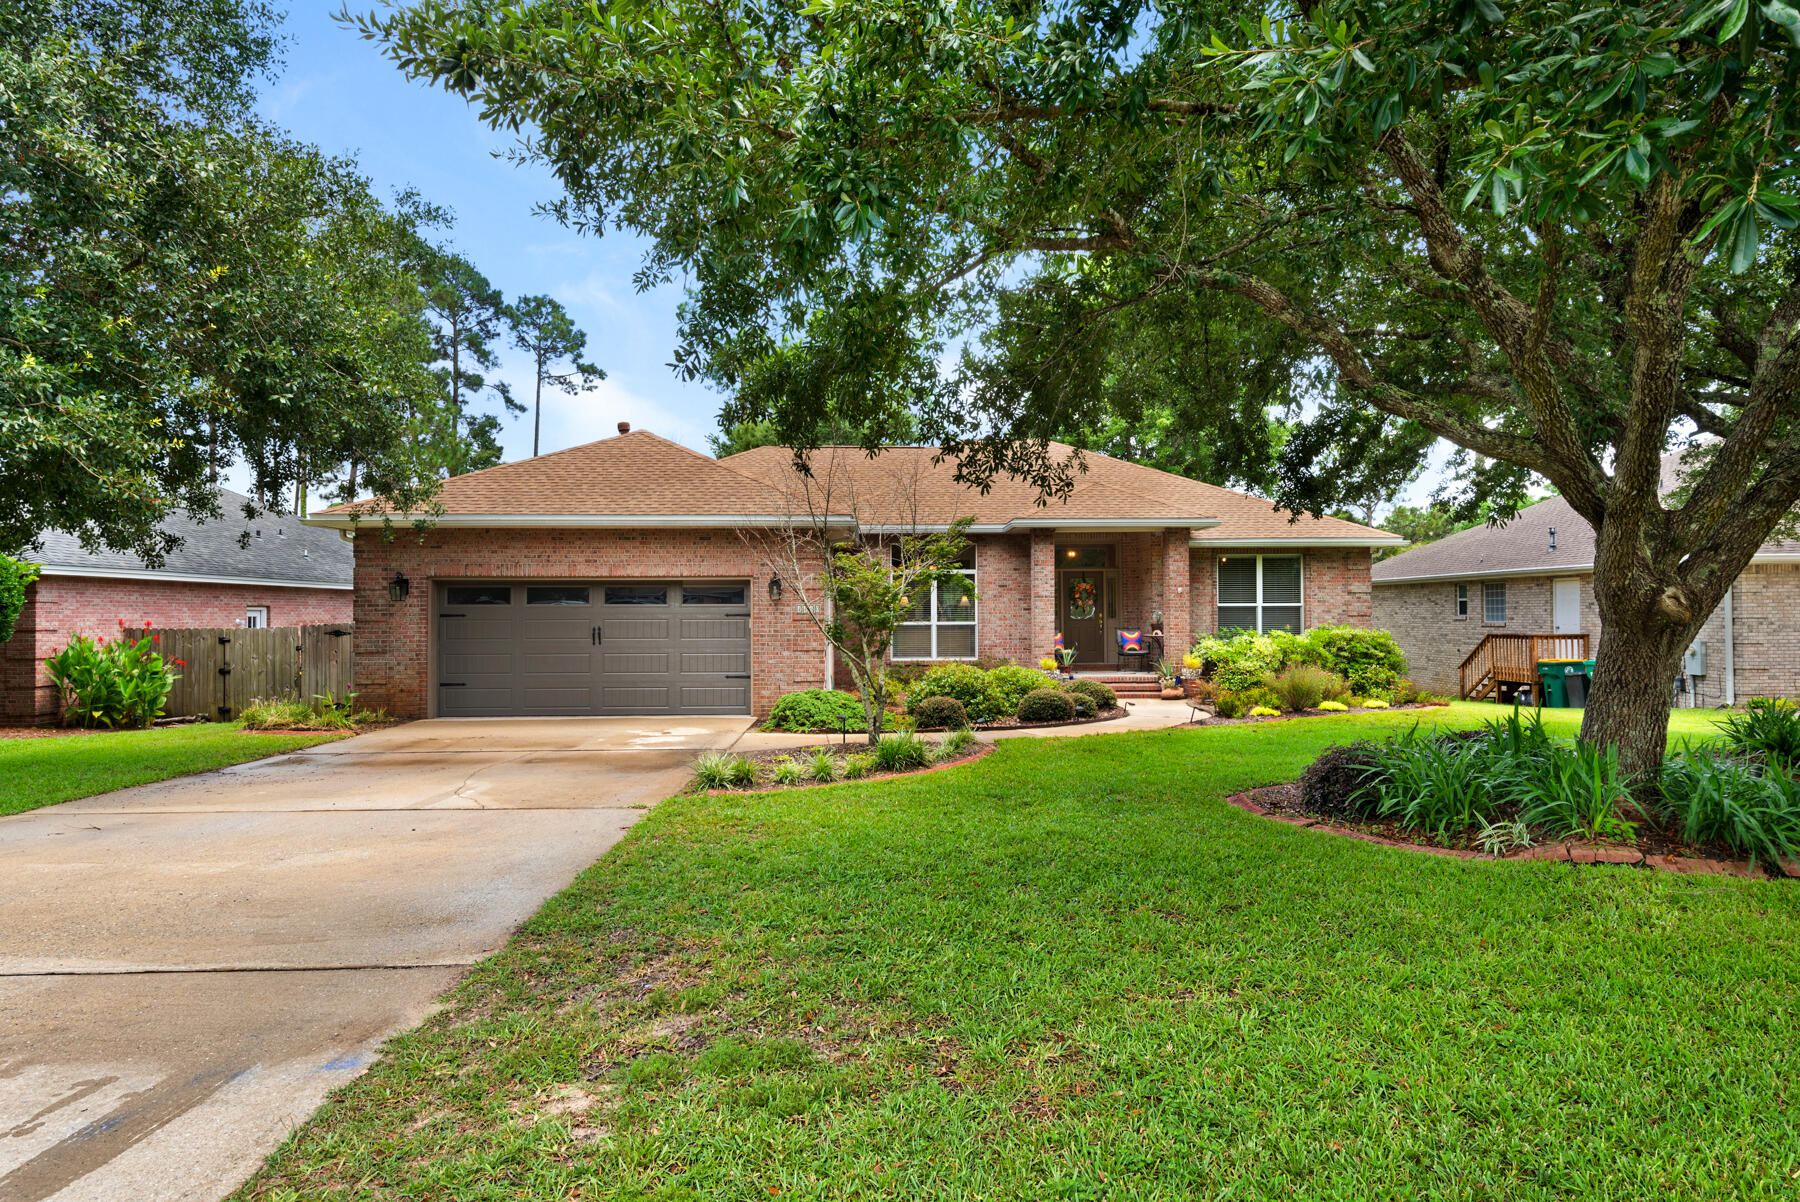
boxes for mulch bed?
[703,741,995,794]
[1227,782,1796,880]
[767,706,1129,736]
[1198,700,1452,726]
[0,725,99,740]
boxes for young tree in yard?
[361,1,1800,779]
[742,458,972,742]
[509,294,605,457]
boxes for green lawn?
[0,722,344,816]
[240,704,1798,1201]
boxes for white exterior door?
[1553,579,1581,635]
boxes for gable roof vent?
[617,421,631,435]
[1549,526,1557,552]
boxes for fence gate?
[148,624,355,719]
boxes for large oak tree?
[356,0,1800,777]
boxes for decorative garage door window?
[527,586,590,605]
[893,548,977,660]
[1217,555,1303,634]
[604,585,669,605]
[445,585,511,606]
[681,584,747,606]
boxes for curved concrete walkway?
[0,716,751,1202]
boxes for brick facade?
[1186,547,1375,639]
[343,526,1380,718]
[2,575,352,722]
[1372,565,1800,701]
[351,526,829,718]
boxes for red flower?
[152,634,160,643]
[143,619,152,629]
[173,659,187,667]
[118,618,126,627]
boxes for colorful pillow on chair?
[1118,629,1144,653]
[1053,632,1065,650]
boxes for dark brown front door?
[1059,570,1106,664]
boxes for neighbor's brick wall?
[1,575,351,722]
[353,527,827,718]
[1716,563,1800,701]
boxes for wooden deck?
[1460,633,1590,701]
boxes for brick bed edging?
[1223,786,1799,880]
[704,740,997,796]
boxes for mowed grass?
[0,722,343,815]
[239,703,1799,1201]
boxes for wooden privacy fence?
[149,624,354,719]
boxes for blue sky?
[259,9,1448,510]
[260,7,721,460]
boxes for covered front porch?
[1033,530,1194,670]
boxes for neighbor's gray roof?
[1374,453,1800,584]
[34,490,352,588]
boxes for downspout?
[1724,585,1736,707]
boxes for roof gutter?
[306,514,1226,534]
[35,564,352,590]
[1193,536,1405,548]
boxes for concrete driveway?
[0,715,750,1202]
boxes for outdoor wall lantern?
[388,572,411,603]
[768,574,784,603]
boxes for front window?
[1216,555,1303,634]
[1483,581,1508,623]
[893,547,977,660]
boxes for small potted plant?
[1039,655,1059,679]
[1181,651,1203,697]
[1157,657,1184,699]
[1055,646,1078,680]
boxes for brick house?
[2,490,354,723]
[306,427,1402,718]
[1372,464,1800,704]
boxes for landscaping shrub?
[910,695,969,730]
[1297,742,1380,817]
[870,731,932,772]
[1212,690,1250,719]
[771,758,806,785]
[1719,697,1800,773]
[1264,665,1343,712]
[807,749,840,781]
[1248,705,1281,717]
[765,689,863,732]
[1318,700,1349,712]
[1659,748,1800,867]
[241,692,383,731]
[907,663,995,720]
[1192,630,1287,692]
[43,623,181,728]
[984,663,1048,716]
[1363,728,1501,835]
[1302,625,1409,698]
[1515,740,1636,841]
[1068,678,1118,710]
[727,756,758,786]
[842,753,873,779]
[1016,688,1077,723]
[692,752,734,790]
[936,728,977,760]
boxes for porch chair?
[1117,628,1149,672]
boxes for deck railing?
[1459,633,1590,699]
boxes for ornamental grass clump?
[691,752,735,790]
[1659,748,1800,868]
[1719,698,1800,773]
[1264,665,1343,712]
[770,758,806,785]
[936,728,977,761]
[870,730,932,772]
[807,749,841,781]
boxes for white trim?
[1377,550,1800,586]
[308,513,1226,534]
[36,564,351,590]
[1194,535,1403,548]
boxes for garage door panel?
[681,686,750,710]
[439,580,748,716]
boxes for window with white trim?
[1483,581,1508,623]
[1217,555,1303,634]
[244,606,269,629]
[1455,583,1469,618]
[892,547,977,660]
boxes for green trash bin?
[1536,662,1569,708]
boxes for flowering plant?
[44,620,181,728]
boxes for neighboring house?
[1,490,354,723]
[1372,461,1800,704]
[305,426,1402,719]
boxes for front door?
[1060,570,1106,664]
[1553,578,1581,635]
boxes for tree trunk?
[533,368,543,458]
[1579,630,1686,785]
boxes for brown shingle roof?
[309,431,1400,542]
[723,443,1400,541]
[1372,451,1800,583]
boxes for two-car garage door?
[436,580,752,716]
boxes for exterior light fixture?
[388,572,410,602]
[768,574,783,603]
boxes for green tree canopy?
[354,0,1800,775]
